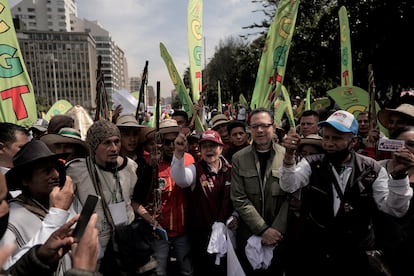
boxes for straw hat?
[378,103,414,128]
[146,119,180,138]
[298,134,323,151]
[211,114,229,130]
[116,114,144,128]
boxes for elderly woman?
[170,130,235,276]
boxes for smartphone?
[72,194,100,242]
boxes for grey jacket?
[230,141,289,243]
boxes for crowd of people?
[0,98,414,276]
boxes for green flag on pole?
[239,94,249,109]
[187,0,203,103]
[160,43,192,116]
[273,98,287,127]
[0,0,37,127]
[282,85,296,129]
[160,43,204,131]
[339,6,353,87]
[305,88,311,110]
[250,0,300,110]
[217,80,222,113]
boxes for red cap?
[199,130,224,146]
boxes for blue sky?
[9,0,264,96]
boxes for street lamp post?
[51,55,58,103]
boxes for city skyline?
[9,0,264,97]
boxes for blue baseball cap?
[318,110,358,136]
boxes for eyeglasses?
[250,123,273,130]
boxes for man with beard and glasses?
[280,110,413,276]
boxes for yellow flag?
[0,1,37,127]
[187,0,203,102]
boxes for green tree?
[240,0,414,107]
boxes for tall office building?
[72,19,129,94]
[11,0,128,110]
[11,0,77,32]
[16,30,97,109]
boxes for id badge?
[108,201,128,225]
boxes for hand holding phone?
[72,194,100,242]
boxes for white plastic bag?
[227,229,245,276]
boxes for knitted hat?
[86,120,120,152]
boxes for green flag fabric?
[0,0,37,127]
[160,43,204,131]
[187,0,203,102]
[327,86,386,134]
[217,80,222,113]
[273,98,287,127]
[160,43,192,116]
[305,87,311,110]
[44,99,73,121]
[311,97,331,111]
[339,6,353,87]
[239,94,249,109]
[250,0,300,110]
[281,85,295,128]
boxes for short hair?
[0,122,28,143]
[249,108,274,124]
[299,110,319,121]
[227,120,246,135]
[172,110,189,122]
[357,111,369,118]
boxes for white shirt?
[279,157,412,218]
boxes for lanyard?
[96,165,122,203]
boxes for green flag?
[217,80,222,113]
[239,94,249,109]
[160,43,192,116]
[311,97,331,111]
[273,98,287,127]
[250,0,300,109]
[281,85,295,128]
[326,86,386,134]
[187,0,203,102]
[305,87,311,110]
[0,0,37,127]
[339,6,353,87]
[160,42,204,131]
[44,99,73,121]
